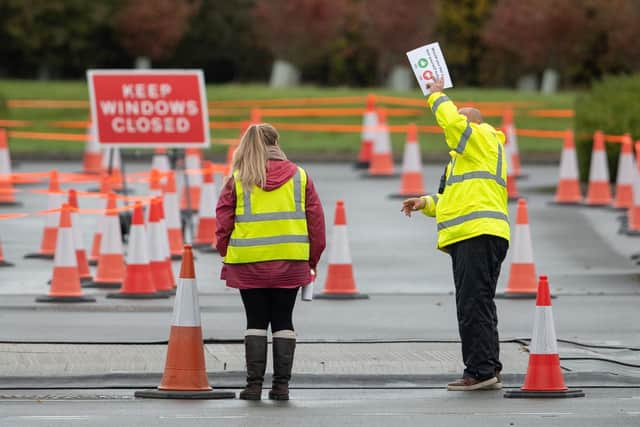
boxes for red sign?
[87,70,209,147]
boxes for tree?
[114,0,201,65]
[361,0,437,82]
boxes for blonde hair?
[231,123,279,191]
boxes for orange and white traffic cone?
[82,122,102,174]
[0,129,19,205]
[0,235,14,267]
[164,171,184,260]
[316,200,368,299]
[554,130,582,204]
[585,130,612,206]
[135,245,235,399]
[108,204,168,299]
[25,170,65,259]
[67,189,92,284]
[36,204,96,303]
[612,134,634,209]
[101,147,124,192]
[180,148,202,213]
[355,94,378,169]
[625,143,640,235]
[507,153,519,202]
[193,161,218,251]
[367,109,395,177]
[505,276,585,398]
[151,147,170,188]
[502,109,522,178]
[148,169,162,193]
[156,195,177,290]
[498,198,537,298]
[88,174,112,266]
[148,197,176,295]
[390,123,425,198]
[87,192,126,288]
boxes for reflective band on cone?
[585,131,612,206]
[498,199,537,298]
[135,245,235,399]
[25,170,64,259]
[367,109,395,177]
[503,109,522,178]
[554,130,582,204]
[151,148,170,188]
[355,94,377,169]
[193,161,218,251]
[164,171,184,260]
[612,135,634,209]
[88,175,111,266]
[625,143,640,235]
[316,200,368,299]
[505,276,584,398]
[0,129,20,206]
[36,204,95,303]
[87,192,125,288]
[506,141,519,201]
[390,123,425,198]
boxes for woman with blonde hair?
[216,123,326,400]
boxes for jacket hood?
[263,159,298,191]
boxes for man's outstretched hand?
[401,197,426,217]
[427,77,445,94]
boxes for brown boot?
[268,330,296,401]
[239,332,267,400]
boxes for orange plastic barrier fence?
[527,109,574,118]
[7,100,89,109]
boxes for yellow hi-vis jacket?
[224,167,310,264]
[420,92,510,250]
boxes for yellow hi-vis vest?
[224,167,310,264]
[421,92,510,250]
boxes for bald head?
[458,107,483,124]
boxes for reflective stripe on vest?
[438,210,509,231]
[446,142,505,188]
[456,123,472,154]
[225,168,309,264]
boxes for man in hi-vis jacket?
[401,77,510,391]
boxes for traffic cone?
[367,109,395,177]
[316,200,368,299]
[87,192,126,288]
[355,94,378,169]
[585,130,612,206]
[193,161,218,251]
[0,236,14,267]
[36,204,96,303]
[507,144,519,201]
[504,276,585,398]
[148,197,176,295]
[0,128,12,178]
[101,147,124,192]
[88,174,111,266]
[107,204,168,299]
[0,173,19,206]
[151,147,170,188]
[24,170,64,259]
[503,109,522,178]
[82,122,102,174]
[612,134,634,209]
[156,195,177,290]
[498,198,537,298]
[135,245,235,399]
[390,123,425,198]
[625,143,640,235]
[554,130,582,204]
[148,169,162,192]
[67,189,92,284]
[164,171,184,260]
[180,148,202,213]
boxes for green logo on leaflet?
[418,58,429,68]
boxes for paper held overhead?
[406,42,453,97]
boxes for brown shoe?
[447,375,498,391]
[484,372,503,390]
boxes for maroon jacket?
[215,159,326,289]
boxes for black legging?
[240,288,299,332]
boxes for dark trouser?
[239,288,299,332]
[449,235,508,380]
